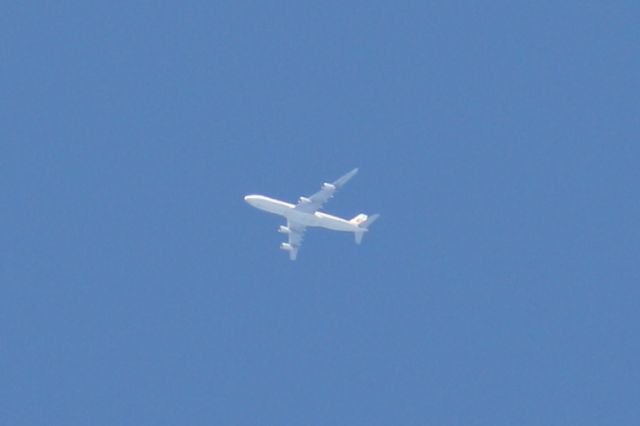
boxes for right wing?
[280,220,306,260]
[294,168,358,214]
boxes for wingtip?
[334,167,359,186]
[343,167,359,178]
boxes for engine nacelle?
[322,182,336,190]
[278,226,290,234]
[280,242,293,251]
[299,196,311,204]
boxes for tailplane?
[352,213,380,244]
[360,213,380,229]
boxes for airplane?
[244,168,379,260]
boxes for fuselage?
[244,195,358,232]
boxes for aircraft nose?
[244,195,264,207]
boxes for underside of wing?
[294,168,358,214]
[279,220,306,260]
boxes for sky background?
[2,2,639,425]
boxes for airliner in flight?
[244,168,379,260]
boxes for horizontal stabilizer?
[353,213,380,244]
[360,213,380,229]
[351,213,380,229]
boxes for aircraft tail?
[351,213,380,244]
[349,213,368,225]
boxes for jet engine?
[280,243,294,251]
[298,196,311,204]
[322,182,336,190]
[278,226,290,234]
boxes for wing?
[294,168,358,214]
[280,220,306,260]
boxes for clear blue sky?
[2,2,639,425]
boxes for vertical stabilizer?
[349,214,368,225]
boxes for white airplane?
[244,168,379,260]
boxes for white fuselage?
[244,195,359,232]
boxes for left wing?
[279,220,306,260]
[294,168,358,214]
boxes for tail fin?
[352,213,380,244]
[349,214,369,225]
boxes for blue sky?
[2,2,639,425]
